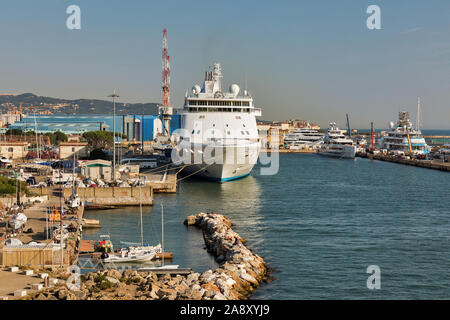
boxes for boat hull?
[176,142,260,182]
[318,145,356,159]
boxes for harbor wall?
[358,153,450,172]
[63,187,154,206]
[0,247,57,267]
[0,195,48,208]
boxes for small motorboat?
[100,248,157,263]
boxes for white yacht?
[380,111,429,155]
[284,125,324,149]
[173,63,262,182]
[317,122,356,158]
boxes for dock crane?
[407,132,413,156]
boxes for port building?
[7,114,181,142]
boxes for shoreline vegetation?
[24,212,270,300]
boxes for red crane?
[162,28,170,107]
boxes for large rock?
[157,288,177,300]
[105,276,120,284]
[184,215,197,226]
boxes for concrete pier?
[63,186,153,208]
[358,152,450,172]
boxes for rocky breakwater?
[24,212,269,300]
[184,212,270,299]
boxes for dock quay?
[63,186,154,208]
[357,152,450,172]
[144,171,177,193]
[22,212,269,300]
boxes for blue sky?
[1,0,450,129]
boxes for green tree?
[89,148,110,160]
[45,130,68,145]
[0,176,31,197]
[81,131,127,150]
[5,128,23,136]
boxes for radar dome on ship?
[192,85,201,94]
[230,84,240,96]
[389,121,395,129]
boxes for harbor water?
[83,153,450,299]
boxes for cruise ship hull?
[181,163,254,182]
[176,142,260,182]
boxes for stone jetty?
[22,212,269,300]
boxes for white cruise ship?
[317,122,356,158]
[173,63,262,182]
[284,125,324,149]
[380,111,429,155]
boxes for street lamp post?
[108,91,119,183]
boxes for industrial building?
[7,114,181,142]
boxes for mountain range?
[0,93,159,115]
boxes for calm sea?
[82,154,450,299]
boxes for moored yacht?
[173,63,261,182]
[380,111,429,155]
[317,122,356,158]
[284,125,324,150]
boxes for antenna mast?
[159,28,173,137]
[416,97,421,132]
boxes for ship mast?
[162,28,170,108]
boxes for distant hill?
[0,93,159,115]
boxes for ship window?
[191,130,195,134]
[235,116,241,119]
[243,102,250,106]
[241,131,245,135]
[246,131,250,135]
[227,131,231,135]
[196,130,200,134]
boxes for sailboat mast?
[59,168,64,266]
[161,204,164,267]
[72,151,76,190]
[139,178,143,246]
[34,110,40,159]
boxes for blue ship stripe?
[220,173,250,183]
